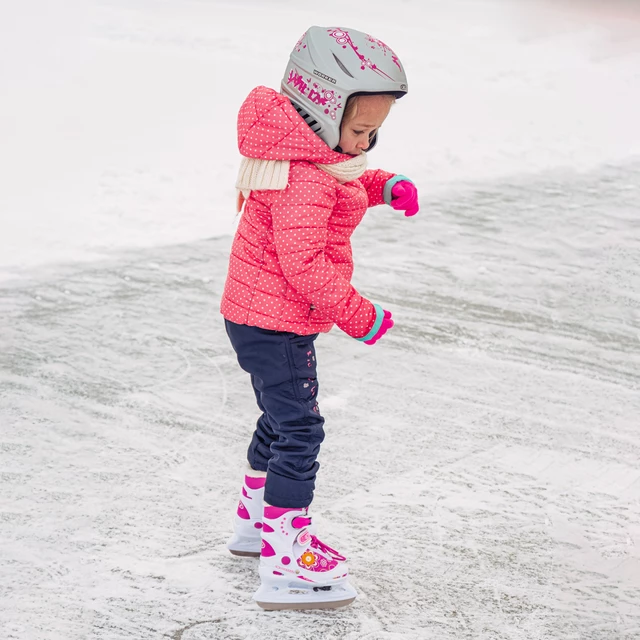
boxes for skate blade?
[257,596,356,611]
[254,582,357,611]
[227,534,261,558]
[228,549,260,558]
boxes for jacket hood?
[237,86,349,165]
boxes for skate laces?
[310,535,346,562]
[291,512,347,562]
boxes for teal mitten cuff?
[383,174,413,205]
[356,304,385,342]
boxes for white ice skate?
[253,505,357,610]
[227,474,265,557]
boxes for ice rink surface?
[1,1,640,638]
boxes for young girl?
[220,25,418,610]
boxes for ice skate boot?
[253,505,357,610]
[227,474,265,557]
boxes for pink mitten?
[364,309,393,345]
[390,180,419,217]
[357,306,394,345]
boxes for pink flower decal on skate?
[327,28,401,78]
[297,549,339,572]
[296,534,344,572]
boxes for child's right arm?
[270,172,378,340]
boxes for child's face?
[338,95,392,156]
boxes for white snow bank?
[1,0,639,279]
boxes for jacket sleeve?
[359,168,395,207]
[270,172,376,339]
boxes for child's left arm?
[359,169,395,207]
[360,169,419,216]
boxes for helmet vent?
[332,53,354,78]
[292,102,323,134]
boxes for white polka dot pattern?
[220,86,395,339]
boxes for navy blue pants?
[225,320,325,508]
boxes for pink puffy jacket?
[220,86,395,338]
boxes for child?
[220,25,418,610]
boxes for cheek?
[338,130,352,147]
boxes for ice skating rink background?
[1,1,639,638]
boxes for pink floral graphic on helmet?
[294,31,307,52]
[365,34,403,71]
[287,68,310,97]
[286,68,343,120]
[327,28,401,78]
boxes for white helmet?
[281,26,408,151]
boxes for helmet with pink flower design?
[281,26,408,151]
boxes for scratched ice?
[1,1,640,639]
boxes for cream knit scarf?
[235,153,368,211]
